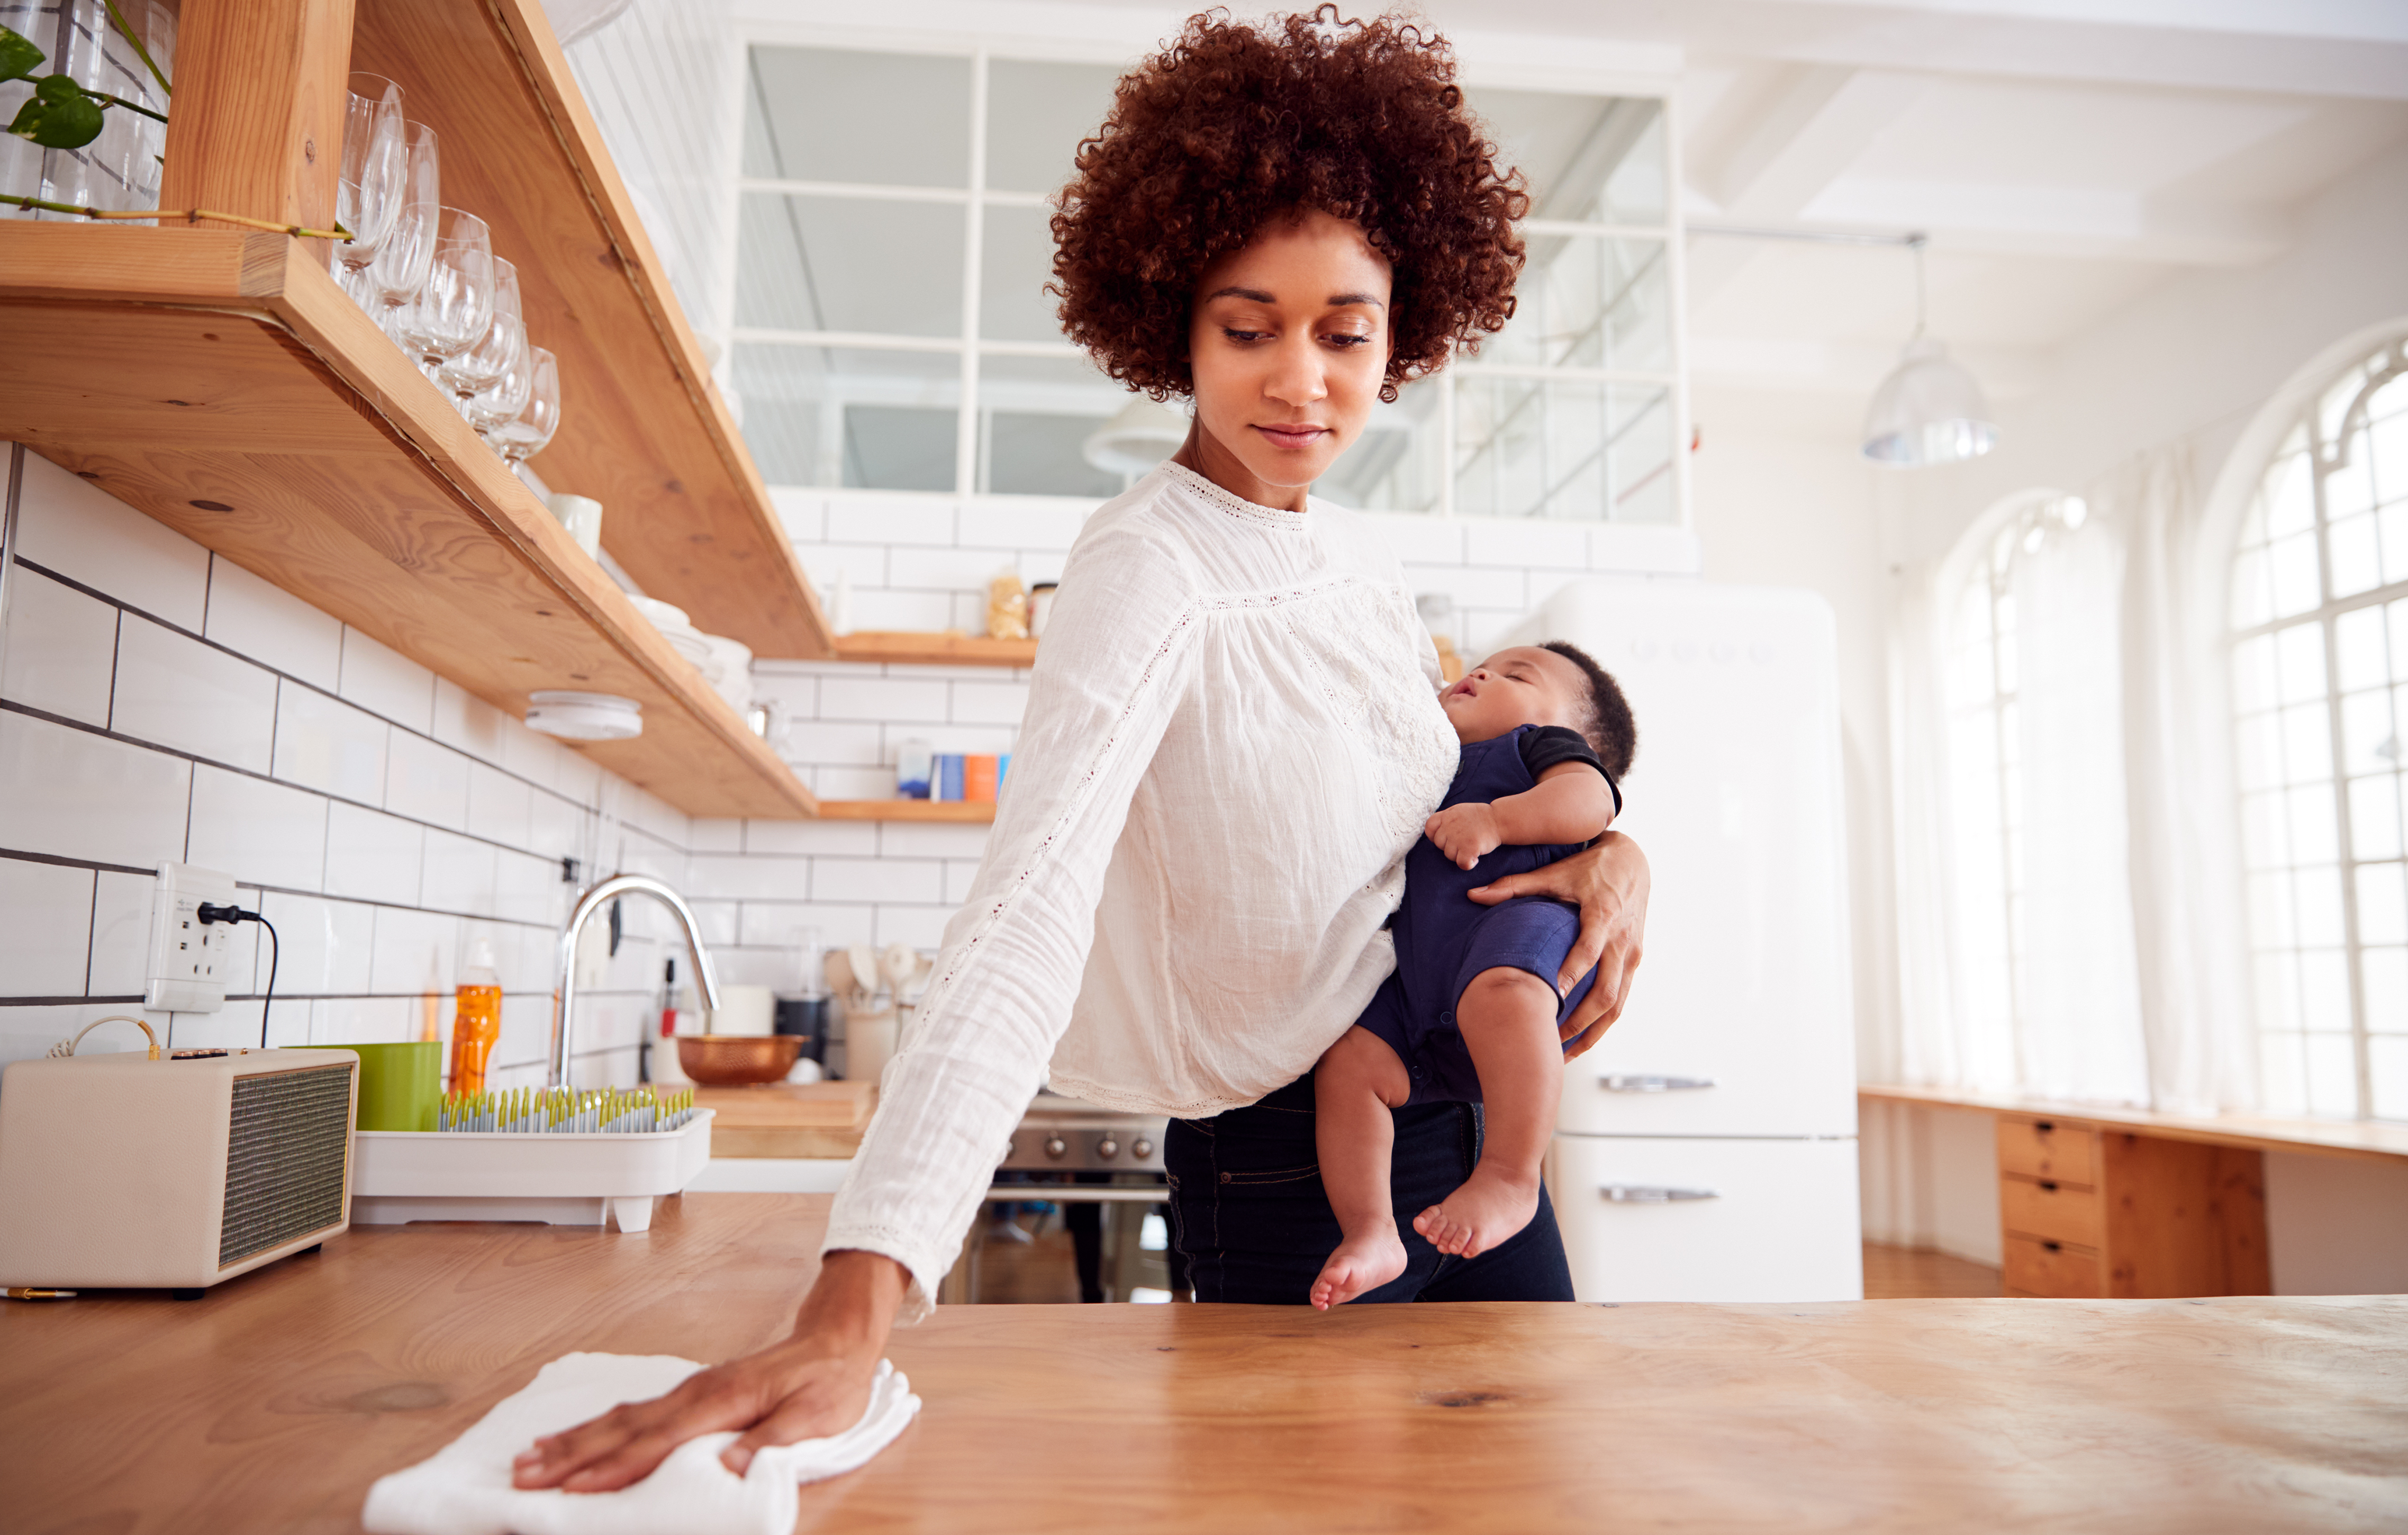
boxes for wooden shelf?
[0,223,817,820]
[817,800,997,823]
[835,631,1038,668]
[346,0,833,661]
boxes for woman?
[515,10,1651,1492]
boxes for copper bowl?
[676,1034,802,1087]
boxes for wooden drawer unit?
[1999,1173,2105,1250]
[1997,1115,2098,1184]
[1990,1117,2271,1299]
[2003,1233,2105,1298]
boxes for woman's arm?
[513,519,1201,1492]
[1464,830,1650,1057]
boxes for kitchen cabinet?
[2,1193,2402,1532]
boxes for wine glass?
[391,207,493,365]
[439,256,520,400]
[367,121,440,315]
[490,346,559,465]
[331,73,404,298]
[456,315,529,429]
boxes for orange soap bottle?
[450,937,503,1096]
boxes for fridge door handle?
[1599,1073,1717,1092]
[1600,1184,1720,1203]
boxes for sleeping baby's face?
[1439,646,1587,745]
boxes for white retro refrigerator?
[1506,579,1862,1302]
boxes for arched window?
[2229,337,2408,1121]
[1941,491,2119,1086]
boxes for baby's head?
[1439,642,1637,779]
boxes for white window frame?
[721,32,1687,520]
[2227,335,2408,1122]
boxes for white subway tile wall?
[2,453,1698,1079]
[0,454,694,1082]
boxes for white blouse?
[823,462,1461,1320]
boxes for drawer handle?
[1601,1074,1717,1093]
[2034,1119,2056,1132]
[2041,1240,2062,1252]
[1601,1185,1719,1203]
[2039,1179,2058,1192]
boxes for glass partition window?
[2230,339,2408,1121]
[730,44,1680,519]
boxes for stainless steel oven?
[940,1092,1179,1304]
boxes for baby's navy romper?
[1355,722,1616,1106]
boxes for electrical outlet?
[145,862,237,1012]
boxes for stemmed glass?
[463,317,535,433]
[366,121,440,318]
[489,347,560,465]
[331,74,405,302]
[439,256,521,401]
[389,206,494,365]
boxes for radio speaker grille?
[220,1064,352,1266]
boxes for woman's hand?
[1466,830,1649,1058]
[508,1249,909,1493]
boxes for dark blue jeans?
[1164,1072,1575,1305]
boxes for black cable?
[198,904,279,1049]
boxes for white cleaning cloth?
[361,1352,920,1535]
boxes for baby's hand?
[1426,803,1504,870]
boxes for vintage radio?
[0,1044,356,1295]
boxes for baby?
[1310,641,1636,1310]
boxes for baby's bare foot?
[1413,1168,1541,1259]
[1310,1226,1407,1310]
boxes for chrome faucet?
[550,874,722,1089]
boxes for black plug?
[194,904,279,1049]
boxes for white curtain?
[2115,445,2259,1114]
[1890,445,2261,1114]
[2013,516,2151,1105]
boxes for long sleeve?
[820,514,1203,1322]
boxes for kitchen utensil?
[391,206,494,364]
[296,1040,440,1131]
[676,1034,802,1087]
[711,983,776,1037]
[367,121,439,313]
[547,492,603,558]
[333,74,405,287]
[879,942,932,1002]
[492,346,560,465]
[439,256,521,401]
[0,1046,357,1292]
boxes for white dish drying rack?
[351,1110,714,1233]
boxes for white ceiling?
[723,0,2408,431]
[1425,0,2408,418]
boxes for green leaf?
[0,25,43,84]
[7,74,105,149]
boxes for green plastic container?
[298,1041,441,1132]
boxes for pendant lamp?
[1861,235,1997,467]
[1082,399,1192,476]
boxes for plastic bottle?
[450,937,503,1096]
[650,958,692,1087]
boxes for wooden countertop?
[1860,1082,2408,1164]
[693,1081,876,1159]
[4,1194,2403,1533]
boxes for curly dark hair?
[1048,6,1528,404]
[1542,639,1637,782]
